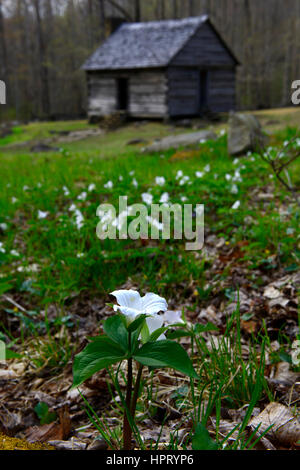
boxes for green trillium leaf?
[149,327,167,342]
[127,314,147,333]
[72,336,127,388]
[192,423,218,450]
[103,315,129,353]
[167,330,192,340]
[140,321,150,344]
[133,340,198,379]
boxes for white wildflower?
[230,184,239,194]
[77,191,87,201]
[141,193,153,205]
[37,210,49,219]
[104,181,113,189]
[155,176,166,186]
[159,192,169,204]
[10,250,20,257]
[88,183,96,192]
[232,200,241,210]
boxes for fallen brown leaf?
[26,405,71,443]
[248,402,300,447]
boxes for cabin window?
[117,78,129,111]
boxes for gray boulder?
[143,130,217,153]
[228,112,267,156]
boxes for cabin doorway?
[117,78,129,111]
[199,70,208,112]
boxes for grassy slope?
[0,110,299,449]
[0,113,299,300]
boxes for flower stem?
[131,363,144,417]
[123,334,133,450]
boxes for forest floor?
[0,108,299,450]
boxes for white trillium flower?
[145,315,166,341]
[110,291,186,342]
[111,290,167,319]
[179,175,190,186]
[230,184,239,195]
[88,183,96,192]
[141,193,153,205]
[195,171,204,178]
[77,191,87,201]
[110,290,168,332]
[232,200,241,210]
[160,192,169,204]
[155,176,165,186]
[69,204,76,212]
[233,170,242,183]
[104,181,113,189]
[10,250,20,257]
[38,210,49,219]
[63,186,70,196]
[74,209,84,230]
[162,310,184,325]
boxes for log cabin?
[82,15,239,120]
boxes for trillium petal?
[141,293,168,315]
[146,315,164,333]
[162,310,184,325]
[113,304,142,320]
[146,315,166,341]
[110,290,142,310]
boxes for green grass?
[0,118,299,449]
[0,120,95,147]
[78,305,274,450]
[0,122,298,305]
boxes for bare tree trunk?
[134,0,141,21]
[172,0,178,18]
[104,0,132,21]
[87,0,94,47]
[188,0,195,16]
[160,0,165,19]
[0,0,7,81]
[98,0,106,38]
[33,0,50,117]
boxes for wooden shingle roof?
[82,15,238,71]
